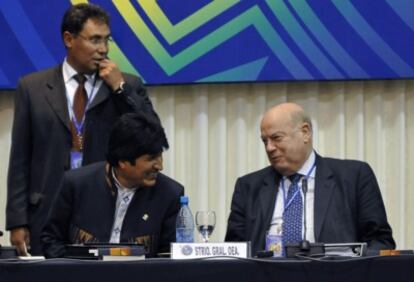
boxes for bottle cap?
[180,196,189,204]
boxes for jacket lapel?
[45,66,71,132]
[313,155,335,241]
[87,82,110,111]
[252,167,280,250]
[44,69,111,131]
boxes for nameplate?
[171,242,250,259]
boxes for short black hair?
[107,113,169,167]
[61,3,110,37]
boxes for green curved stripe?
[108,41,142,80]
[138,0,240,44]
[114,0,311,78]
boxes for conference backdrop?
[0,0,414,89]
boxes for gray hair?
[291,110,313,132]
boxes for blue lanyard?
[280,161,316,212]
[69,75,98,135]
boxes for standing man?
[225,103,395,256]
[6,3,158,255]
[42,113,183,258]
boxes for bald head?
[261,103,312,132]
[260,103,313,176]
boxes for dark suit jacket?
[6,65,157,254]
[225,154,395,256]
[42,162,184,258]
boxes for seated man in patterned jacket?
[42,113,183,257]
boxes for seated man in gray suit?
[42,113,183,258]
[225,103,395,256]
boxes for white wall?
[1,80,413,248]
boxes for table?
[0,255,413,282]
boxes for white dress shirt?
[269,151,316,242]
[109,169,137,243]
[62,59,102,120]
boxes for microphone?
[300,178,310,251]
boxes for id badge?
[70,151,83,169]
[265,232,283,257]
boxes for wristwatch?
[114,81,126,94]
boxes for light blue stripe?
[267,0,343,79]
[0,67,10,86]
[385,0,414,31]
[0,1,56,69]
[197,57,268,82]
[332,0,412,76]
[289,0,367,77]
[169,6,312,79]
[251,7,312,79]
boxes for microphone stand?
[299,178,311,251]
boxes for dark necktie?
[73,74,87,122]
[71,74,87,151]
[282,173,303,246]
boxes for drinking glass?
[195,211,216,243]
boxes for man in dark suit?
[6,3,158,255]
[42,113,183,258]
[225,103,395,256]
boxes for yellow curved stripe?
[71,0,87,4]
[138,0,240,44]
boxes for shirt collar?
[62,58,97,84]
[111,167,138,192]
[296,150,316,178]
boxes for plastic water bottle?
[176,196,194,242]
